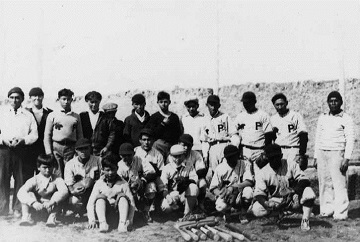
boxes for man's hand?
[340,158,349,173]
[32,201,43,211]
[72,185,85,195]
[100,147,108,157]
[12,138,25,147]
[43,201,55,212]
[88,220,98,229]
[162,117,170,125]
[2,139,13,148]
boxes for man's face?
[242,99,256,113]
[206,102,220,117]
[273,98,288,115]
[157,99,170,112]
[59,96,72,110]
[186,102,199,117]
[172,153,186,166]
[38,164,53,178]
[87,98,101,114]
[75,146,91,162]
[327,97,342,114]
[103,166,117,181]
[226,155,238,168]
[120,153,134,166]
[139,134,153,151]
[30,95,44,108]
[8,93,23,110]
[132,102,145,115]
[268,153,283,171]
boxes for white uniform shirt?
[270,110,307,147]
[117,157,155,182]
[181,112,206,151]
[0,106,38,145]
[234,109,272,147]
[184,150,206,171]
[210,159,253,192]
[201,111,233,142]
[134,146,164,171]
[64,155,102,186]
[314,111,355,159]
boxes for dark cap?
[327,91,343,104]
[119,143,134,155]
[179,134,193,146]
[184,97,199,107]
[75,138,91,149]
[29,87,44,97]
[102,103,118,112]
[8,87,24,98]
[132,93,146,104]
[140,128,153,138]
[241,91,256,102]
[264,144,282,157]
[224,145,240,159]
[206,95,220,104]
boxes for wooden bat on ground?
[173,224,191,241]
[200,226,220,241]
[186,228,199,241]
[191,228,207,240]
[215,226,245,241]
[226,223,258,241]
[205,225,232,242]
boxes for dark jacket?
[123,110,150,146]
[146,111,181,146]
[80,111,116,154]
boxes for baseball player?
[314,91,355,220]
[270,93,308,170]
[201,95,240,182]
[233,91,273,180]
[250,144,316,231]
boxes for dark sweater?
[146,111,181,145]
[123,110,150,146]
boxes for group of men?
[0,86,354,233]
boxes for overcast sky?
[1,0,359,98]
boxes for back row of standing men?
[0,86,354,231]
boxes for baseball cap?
[132,93,146,104]
[140,128,154,138]
[8,87,24,99]
[179,134,193,146]
[241,91,256,102]
[223,145,240,159]
[184,97,199,107]
[75,138,91,149]
[170,144,186,156]
[102,103,118,112]
[119,143,134,155]
[29,87,44,97]
[206,95,220,104]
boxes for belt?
[241,144,263,150]
[209,140,229,146]
[280,145,299,149]
[54,139,76,146]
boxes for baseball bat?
[191,228,207,240]
[205,225,232,242]
[226,223,258,241]
[186,228,199,241]
[173,225,191,241]
[215,226,245,241]
[200,226,220,241]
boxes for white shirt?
[181,112,205,151]
[64,155,102,186]
[134,146,164,171]
[202,111,233,142]
[88,110,100,130]
[135,111,146,123]
[0,106,38,145]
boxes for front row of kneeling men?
[17,129,316,232]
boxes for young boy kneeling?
[86,155,135,233]
[17,154,69,227]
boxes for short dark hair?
[101,154,118,170]
[85,91,102,102]
[271,93,287,104]
[132,93,146,104]
[157,91,170,101]
[58,88,74,99]
[36,154,56,168]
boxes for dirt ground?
[1,198,360,242]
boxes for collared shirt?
[210,159,253,192]
[44,108,83,153]
[17,173,68,206]
[253,159,307,198]
[0,106,38,145]
[117,156,155,182]
[270,110,307,147]
[201,111,233,142]
[31,107,44,125]
[161,158,198,192]
[88,110,100,130]
[86,175,135,222]
[314,111,355,159]
[181,112,205,151]
[234,109,272,148]
[134,146,164,171]
[134,111,146,123]
[184,150,206,171]
[64,155,102,186]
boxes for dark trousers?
[0,146,25,215]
